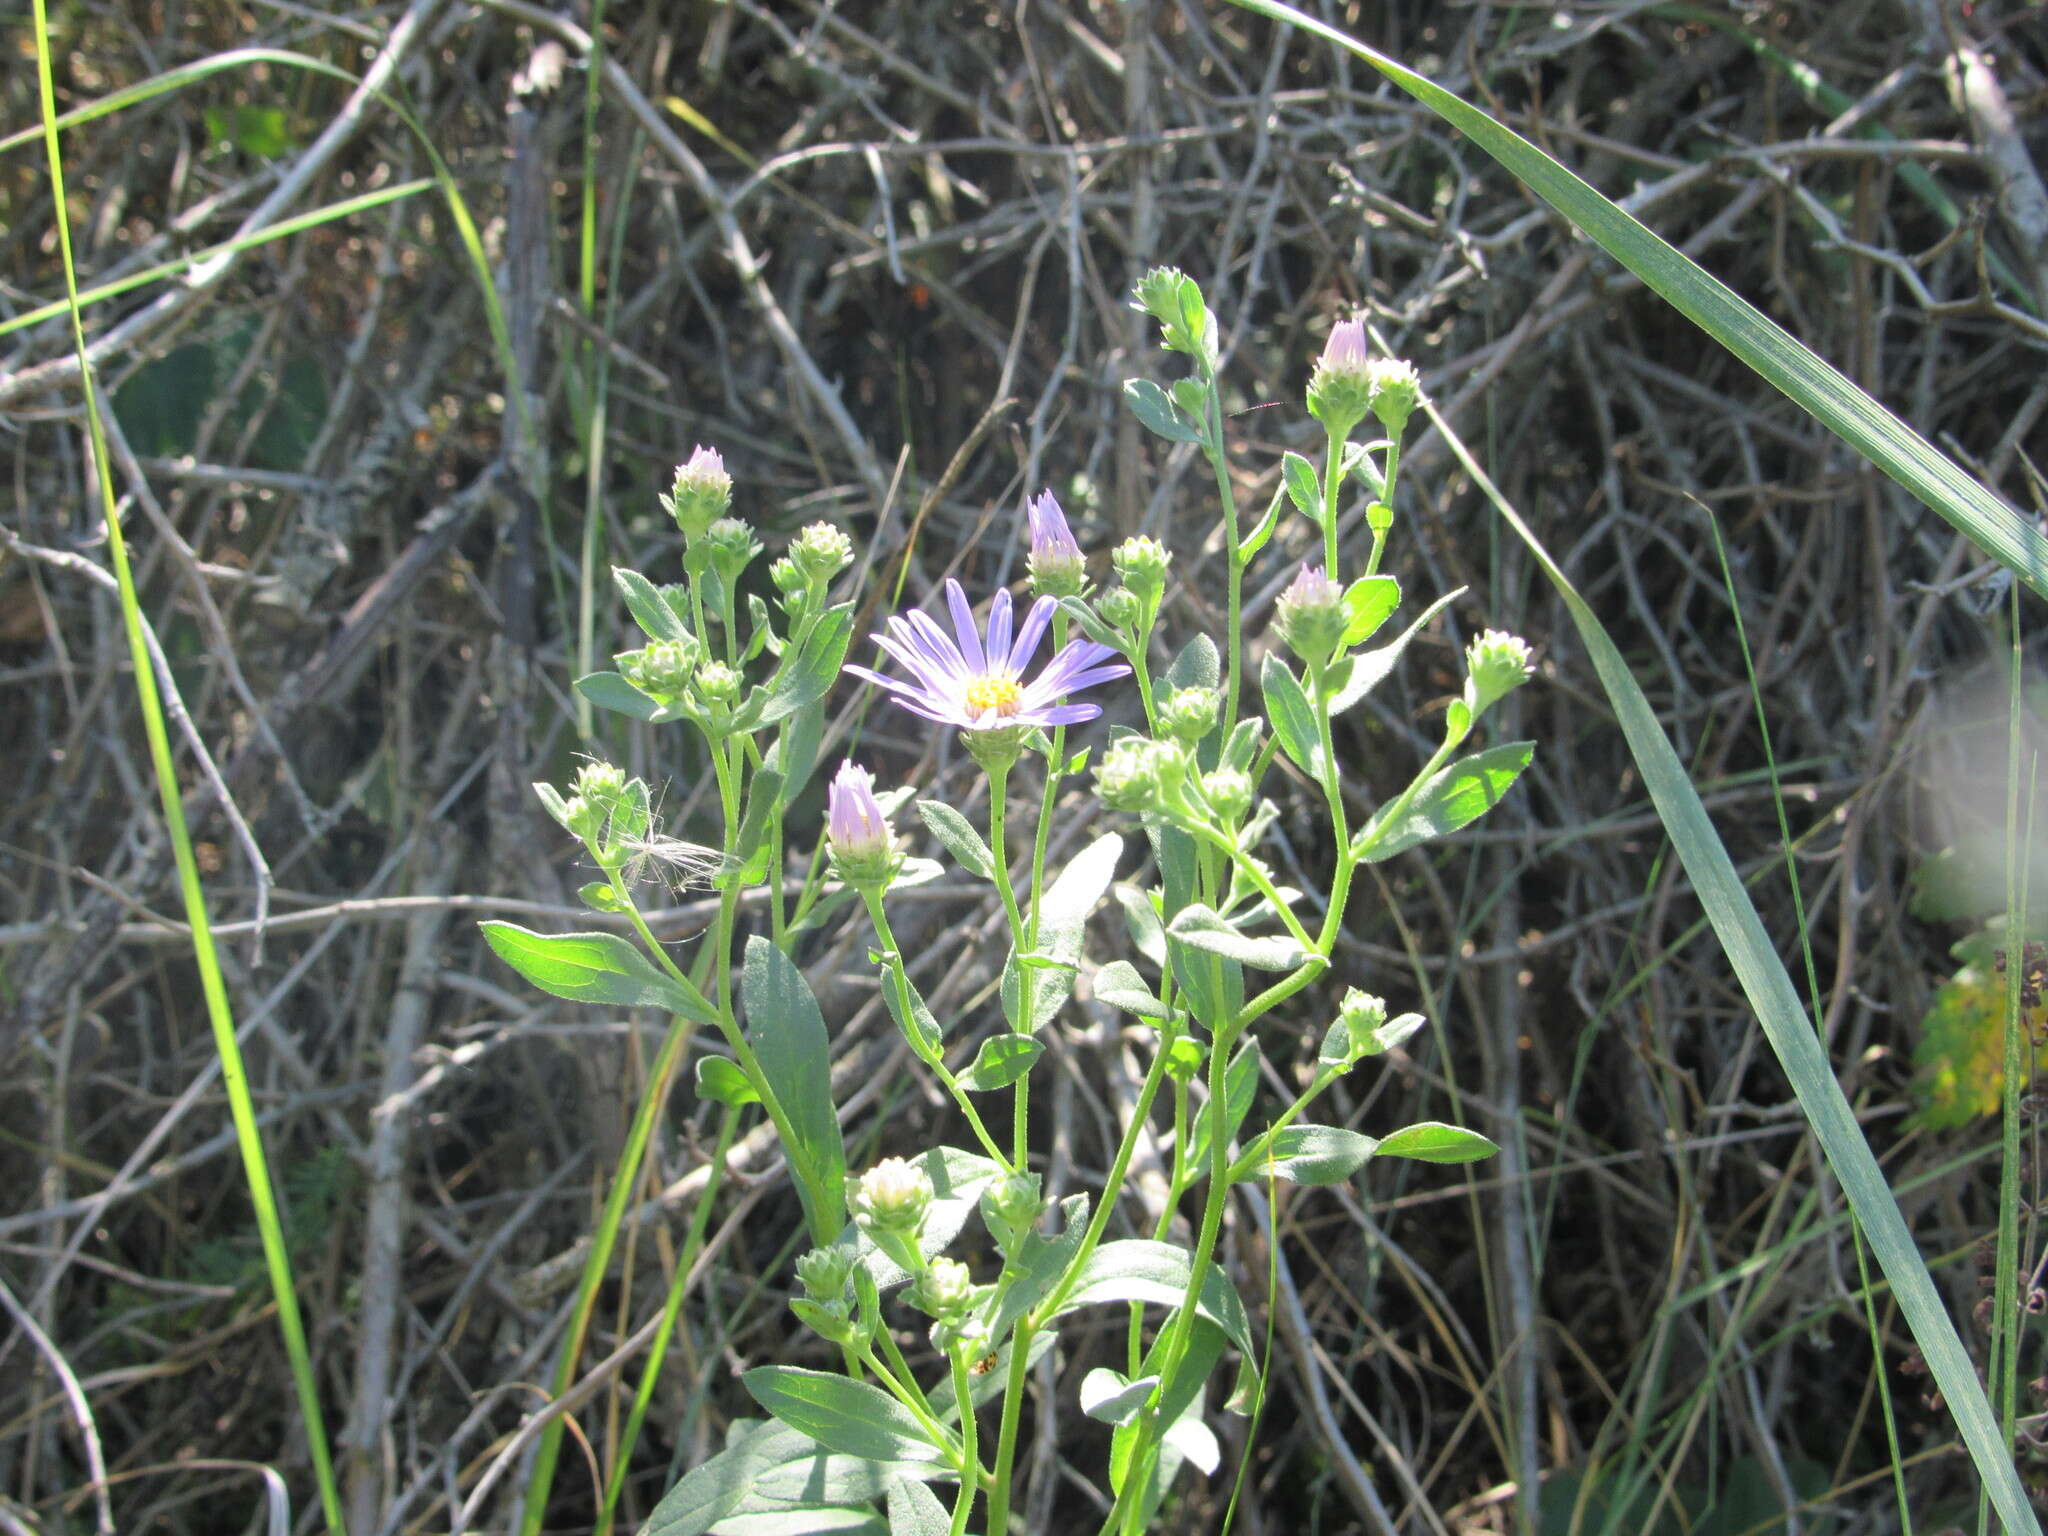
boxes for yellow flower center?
[964,673,1024,718]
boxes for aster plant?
[482,270,1535,1536]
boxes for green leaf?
[695,1055,760,1108]
[1326,588,1461,717]
[1221,717,1264,775]
[1017,833,1123,1031]
[1114,885,1168,968]
[884,1478,949,1536]
[1167,904,1306,971]
[480,923,714,1021]
[1080,1369,1160,1426]
[718,1508,885,1534]
[1047,1240,1256,1359]
[1340,575,1400,646]
[768,699,827,801]
[743,938,846,1240]
[916,800,995,880]
[880,969,943,1058]
[205,102,294,157]
[1092,959,1174,1022]
[574,669,664,721]
[959,1034,1043,1092]
[1259,653,1321,777]
[614,566,689,642]
[991,1193,1089,1332]
[1280,450,1321,520]
[738,606,853,732]
[1124,378,1202,443]
[1374,1121,1498,1164]
[1248,1124,1378,1184]
[1165,635,1221,695]
[729,768,785,886]
[742,1368,948,1468]
[1352,742,1532,863]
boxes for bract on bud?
[559,794,605,842]
[623,637,701,699]
[1306,317,1375,439]
[1367,358,1422,435]
[574,760,628,805]
[1464,629,1534,717]
[980,1171,1042,1256]
[1159,685,1220,745]
[664,445,732,540]
[1131,266,1187,327]
[770,556,806,596]
[1111,536,1172,605]
[790,521,855,583]
[852,1157,933,1235]
[826,760,895,888]
[1026,491,1086,598]
[1275,564,1347,667]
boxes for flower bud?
[1159,685,1219,745]
[1367,358,1422,435]
[1096,586,1142,631]
[559,794,606,843]
[980,1170,1042,1256]
[795,1244,856,1301]
[623,637,701,699]
[1026,491,1086,598]
[852,1156,933,1235]
[702,517,762,584]
[1464,629,1534,717]
[790,521,855,583]
[1319,988,1386,1066]
[664,445,732,540]
[769,556,806,596]
[1306,318,1374,439]
[1095,736,1186,815]
[1131,266,1188,328]
[574,760,628,804]
[1111,536,1172,606]
[1199,767,1253,824]
[1274,564,1347,667]
[910,1256,975,1319]
[693,660,742,706]
[826,760,895,888]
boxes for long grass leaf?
[1226,0,2048,605]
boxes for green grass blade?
[28,10,344,1533]
[1429,401,2039,1533]
[1227,0,2048,604]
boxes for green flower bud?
[574,760,628,804]
[559,794,605,842]
[702,517,762,584]
[1131,266,1188,328]
[769,556,806,596]
[1367,358,1422,435]
[910,1256,975,1319]
[1111,536,1172,605]
[1275,564,1347,668]
[1094,736,1185,815]
[623,637,701,699]
[852,1157,933,1235]
[693,661,742,707]
[1159,685,1220,745]
[935,1313,994,1362]
[664,445,732,540]
[1096,586,1141,631]
[790,521,855,583]
[795,1245,856,1301]
[1199,767,1253,823]
[1464,629,1534,717]
[980,1171,1042,1256]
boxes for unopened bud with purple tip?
[1275,564,1347,667]
[1026,491,1086,598]
[664,445,732,540]
[1306,318,1375,439]
[827,760,895,889]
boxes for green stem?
[1200,383,1246,733]
[984,761,1033,1167]
[982,1323,1034,1536]
[857,1341,964,1466]
[1321,427,1344,578]
[1364,431,1401,578]
[949,1349,981,1536]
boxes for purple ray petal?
[1007,595,1055,672]
[944,580,984,671]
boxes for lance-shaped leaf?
[613,565,689,642]
[1239,1124,1379,1185]
[959,1033,1043,1092]
[741,1368,949,1468]
[1168,904,1307,971]
[1259,653,1322,778]
[743,937,846,1240]
[916,799,995,881]
[481,923,715,1021]
[1351,742,1532,864]
[1092,959,1174,1022]
[1375,1120,1499,1164]
[1124,378,1203,443]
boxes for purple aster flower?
[1317,318,1369,379]
[847,579,1127,733]
[827,760,891,859]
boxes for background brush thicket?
[4,0,2048,1531]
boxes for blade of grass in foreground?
[1229,0,2048,606]
[28,7,344,1533]
[1429,398,2037,1532]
